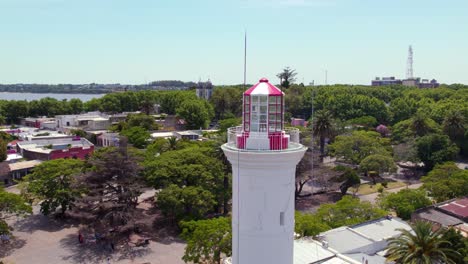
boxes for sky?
[1,0,467,85]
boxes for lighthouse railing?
[225,126,302,152]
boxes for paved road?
[358,183,423,204]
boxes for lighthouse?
[222,78,306,264]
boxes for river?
[0,92,105,102]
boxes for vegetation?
[276,67,297,89]
[379,189,432,220]
[385,221,460,264]
[421,162,468,202]
[22,159,85,215]
[180,217,231,264]
[0,186,32,235]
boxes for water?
[0,92,105,102]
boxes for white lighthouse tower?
[222,78,306,264]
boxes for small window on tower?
[280,212,285,226]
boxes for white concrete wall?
[222,147,306,264]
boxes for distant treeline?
[0,80,198,94]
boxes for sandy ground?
[1,188,186,264]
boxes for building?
[55,112,111,132]
[412,197,468,236]
[291,118,308,127]
[371,77,402,86]
[294,239,358,264]
[96,132,120,147]
[173,131,200,140]
[222,78,307,264]
[196,79,213,100]
[21,117,56,129]
[314,217,412,264]
[372,77,439,88]
[16,137,94,161]
[0,160,42,186]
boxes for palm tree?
[312,110,334,159]
[385,221,460,264]
[410,112,434,137]
[443,110,466,141]
[165,136,178,151]
[276,67,297,89]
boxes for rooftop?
[438,197,468,219]
[9,160,42,171]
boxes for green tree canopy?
[127,113,158,130]
[177,100,214,129]
[421,162,468,202]
[295,211,330,237]
[22,159,85,215]
[180,217,232,264]
[329,131,391,165]
[378,189,431,220]
[415,134,458,170]
[0,186,32,235]
[315,196,387,228]
[121,126,150,149]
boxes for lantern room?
[237,78,289,150]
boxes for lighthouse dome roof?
[244,78,284,96]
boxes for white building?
[222,78,306,264]
[55,112,111,132]
[196,79,213,100]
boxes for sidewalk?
[357,183,423,204]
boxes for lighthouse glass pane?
[260,115,267,123]
[260,106,267,114]
[269,114,276,122]
[260,96,267,103]
[269,105,276,113]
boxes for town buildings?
[16,137,94,161]
[372,77,439,88]
[196,79,213,100]
[412,197,468,236]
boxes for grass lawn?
[350,181,407,195]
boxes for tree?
[157,185,215,221]
[120,126,150,149]
[378,189,431,220]
[421,162,468,202]
[440,228,468,264]
[359,154,397,184]
[295,211,330,237]
[443,110,466,140]
[67,98,84,114]
[71,146,144,234]
[127,114,158,130]
[385,221,460,264]
[177,100,214,129]
[415,134,458,170]
[0,186,32,235]
[70,129,87,137]
[329,131,391,165]
[145,146,228,218]
[219,118,241,133]
[336,168,360,195]
[0,139,6,162]
[180,217,232,264]
[276,67,297,89]
[22,159,85,215]
[411,112,440,137]
[312,110,335,157]
[315,196,387,228]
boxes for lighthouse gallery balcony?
[224,126,303,152]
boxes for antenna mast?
[243,30,247,90]
[406,45,414,79]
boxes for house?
[21,117,56,129]
[291,118,308,127]
[311,217,412,264]
[174,131,200,140]
[16,137,94,161]
[55,112,111,132]
[412,197,468,236]
[96,132,120,147]
[0,160,42,186]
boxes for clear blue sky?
[1,0,467,85]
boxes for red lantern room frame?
[237,78,288,150]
